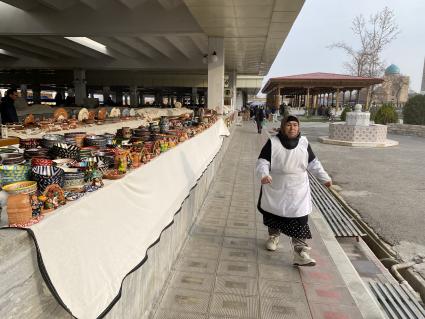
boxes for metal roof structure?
[0,0,305,76]
[262,72,384,94]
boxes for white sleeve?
[256,158,270,179]
[307,158,331,184]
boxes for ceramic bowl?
[31,157,53,167]
[53,158,75,167]
[31,166,65,192]
[24,148,50,160]
[63,171,86,189]
[0,153,25,165]
[84,135,107,148]
[0,164,31,186]
[51,143,81,160]
[41,134,65,149]
[2,180,37,195]
[19,138,41,149]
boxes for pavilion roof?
[262,72,384,94]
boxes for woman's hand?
[261,176,272,185]
[324,181,332,188]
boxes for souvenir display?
[24,114,35,126]
[0,107,219,226]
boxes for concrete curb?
[310,208,386,319]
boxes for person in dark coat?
[254,106,265,134]
[0,88,19,124]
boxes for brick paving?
[151,124,372,319]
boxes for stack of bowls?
[0,153,25,165]
[133,127,151,142]
[24,148,50,161]
[64,132,86,148]
[50,143,81,160]
[159,116,169,133]
[149,122,160,134]
[95,150,115,168]
[103,133,115,146]
[19,138,41,149]
[85,135,107,148]
[31,166,65,192]
[41,134,65,149]
[0,164,31,186]
[80,146,99,159]
[63,171,86,190]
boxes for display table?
[0,137,19,147]
[0,119,230,319]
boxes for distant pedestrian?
[0,88,19,124]
[254,106,265,134]
[256,115,332,266]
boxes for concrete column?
[366,86,371,110]
[73,69,87,106]
[130,85,138,107]
[207,37,225,114]
[116,90,123,106]
[335,88,340,110]
[228,70,237,112]
[32,85,41,104]
[103,86,111,105]
[236,90,243,110]
[20,85,27,100]
[306,88,311,115]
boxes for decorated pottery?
[41,184,66,213]
[51,143,81,160]
[0,164,31,185]
[31,157,53,167]
[2,180,37,195]
[41,134,65,149]
[78,108,89,122]
[53,108,69,121]
[98,107,108,120]
[129,109,136,117]
[84,135,107,148]
[0,153,25,165]
[24,114,35,126]
[20,138,41,149]
[32,166,65,192]
[7,194,32,225]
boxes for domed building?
[373,64,409,107]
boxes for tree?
[329,7,400,78]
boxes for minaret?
[421,57,425,93]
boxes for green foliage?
[340,106,352,122]
[374,104,398,124]
[403,95,425,125]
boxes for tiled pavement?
[151,124,381,319]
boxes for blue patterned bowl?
[0,165,31,186]
[31,166,65,192]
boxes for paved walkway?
[151,124,382,319]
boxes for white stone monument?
[319,104,398,147]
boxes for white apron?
[260,136,312,218]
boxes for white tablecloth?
[28,119,230,319]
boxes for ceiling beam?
[42,37,107,58]
[118,0,149,9]
[37,0,78,10]
[0,0,39,11]
[0,48,19,59]
[9,36,81,58]
[80,0,98,10]
[188,34,208,55]
[92,37,145,59]
[157,0,181,10]
[165,36,193,59]
[113,37,161,60]
[0,38,61,59]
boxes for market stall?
[0,108,230,318]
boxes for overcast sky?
[267,0,425,92]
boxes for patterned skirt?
[257,188,312,239]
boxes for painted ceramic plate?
[78,108,89,122]
[122,108,130,117]
[98,107,108,120]
[129,109,136,117]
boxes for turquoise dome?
[385,64,400,75]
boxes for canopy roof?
[262,72,384,94]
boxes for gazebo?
[261,72,384,112]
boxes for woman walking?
[256,115,332,266]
